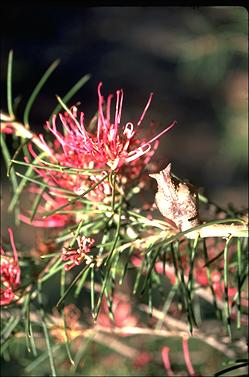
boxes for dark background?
[1,5,248,208]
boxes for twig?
[139,304,237,358]
[186,224,248,239]
[0,114,52,156]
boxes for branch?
[139,304,237,358]
[186,223,248,239]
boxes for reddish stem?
[161,346,175,376]
[182,337,195,376]
[8,228,18,262]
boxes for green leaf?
[56,264,92,309]
[202,239,221,320]
[30,186,46,222]
[25,344,61,374]
[104,201,122,265]
[37,281,57,376]
[119,246,134,285]
[1,313,21,341]
[23,290,37,356]
[7,50,14,118]
[8,152,47,212]
[42,173,108,218]
[14,171,75,195]
[75,267,90,298]
[1,134,18,193]
[49,73,91,121]
[133,256,147,295]
[90,265,95,318]
[223,236,233,338]
[7,138,30,177]
[11,159,108,175]
[236,238,242,329]
[39,257,64,284]
[23,59,60,127]
[60,269,74,365]
[155,283,179,329]
[94,264,113,320]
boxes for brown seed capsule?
[150,163,200,232]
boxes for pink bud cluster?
[61,235,95,271]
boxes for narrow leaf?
[49,73,91,121]
[23,59,60,127]
[7,50,14,118]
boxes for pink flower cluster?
[0,229,21,305]
[20,83,175,228]
[39,83,175,172]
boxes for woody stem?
[185,223,248,239]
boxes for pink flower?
[19,83,175,228]
[0,228,21,305]
[39,83,175,171]
[61,235,95,271]
[28,83,175,195]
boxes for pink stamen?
[126,121,176,163]
[115,89,121,126]
[143,140,159,164]
[79,113,88,140]
[47,119,67,155]
[38,134,52,155]
[123,122,134,139]
[113,89,123,147]
[161,346,175,376]
[97,82,107,143]
[8,228,18,262]
[126,144,151,162]
[137,92,154,127]
[182,337,195,376]
[71,105,78,119]
[106,94,113,124]
[140,120,176,149]
[117,90,124,125]
[59,114,72,134]
[28,143,38,160]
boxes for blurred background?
[1,5,248,209]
